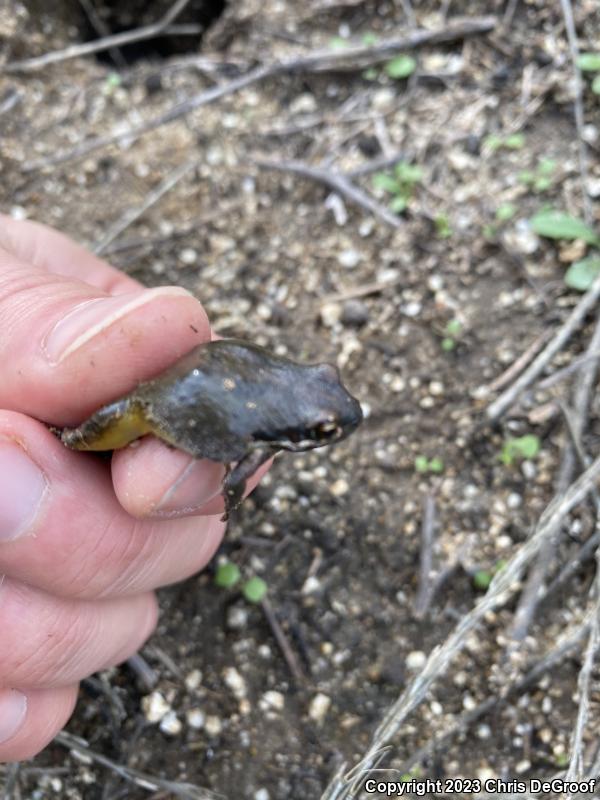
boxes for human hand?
[0,216,265,762]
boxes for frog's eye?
[315,421,341,440]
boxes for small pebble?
[338,249,362,269]
[254,790,270,800]
[186,708,206,730]
[260,691,285,712]
[185,669,202,691]
[179,248,197,265]
[227,605,249,630]
[515,759,531,774]
[507,492,522,509]
[320,302,342,328]
[405,650,427,671]
[341,299,369,326]
[223,666,247,699]
[159,710,182,736]
[330,478,349,497]
[141,691,170,723]
[308,693,331,723]
[204,715,223,736]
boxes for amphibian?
[61,339,363,519]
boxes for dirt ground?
[2,1,600,798]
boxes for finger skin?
[0,412,226,599]
[0,578,158,688]
[0,685,78,763]
[0,214,140,293]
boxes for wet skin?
[61,339,363,519]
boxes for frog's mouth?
[266,423,348,452]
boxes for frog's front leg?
[221,447,276,522]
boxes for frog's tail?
[61,398,152,451]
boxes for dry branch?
[54,731,223,799]
[4,0,194,73]
[23,17,496,171]
[94,158,198,254]
[321,454,600,799]
[486,272,600,421]
[255,157,402,228]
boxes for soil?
[2,1,600,798]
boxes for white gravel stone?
[186,708,206,730]
[227,605,249,630]
[338,248,362,269]
[179,248,197,265]
[204,715,223,736]
[159,710,182,736]
[185,669,203,691]
[308,693,331,723]
[330,478,349,497]
[406,650,427,671]
[141,691,170,723]
[223,666,247,699]
[260,691,285,712]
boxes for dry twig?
[413,493,437,618]
[94,158,198,254]
[321,454,600,799]
[54,731,223,799]
[23,17,496,171]
[486,272,600,421]
[559,0,594,225]
[4,0,194,73]
[255,157,402,229]
[261,597,307,685]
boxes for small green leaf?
[533,176,552,192]
[446,319,462,336]
[504,133,525,149]
[385,54,416,79]
[428,457,444,474]
[372,172,400,194]
[414,455,429,473]
[389,195,408,213]
[242,576,267,603]
[496,203,517,222]
[501,435,541,466]
[329,36,349,50]
[530,210,599,245]
[435,215,452,238]
[482,223,497,240]
[441,337,455,351]
[395,162,423,184]
[362,32,378,46]
[592,74,600,95]
[362,67,378,81]
[106,72,121,88]
[577,52,600,72]
[537,158,556,176]
[518,170,535,185]
[483,134,502,152]
[564,257,600,291]
[215,561,241,588]
[473,570,492,591]
[555,753,570,768]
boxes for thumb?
[0,246,210,425]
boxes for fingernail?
[154,459,224,517]
[0,442,48,542]
[0,689,27,744]
[43,286,193,363]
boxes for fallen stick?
[486,271,600,421]
[23,16,496,171]
[254,157,402,228]
[4,0,193,73]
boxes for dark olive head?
[259,361,363,452]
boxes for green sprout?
[518,157,557,193]
[384,54,416,79]
[373,161,423,214]
[483,132,526,152]
[496,203,517,222]
[441,318,462,351]
[215,561,241,588]
[242,577,268,604]
[435,214,452,239]
[415,455,444,474]
[576,52,600,95]
[500,434,541,466]
[473,561,507,592]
